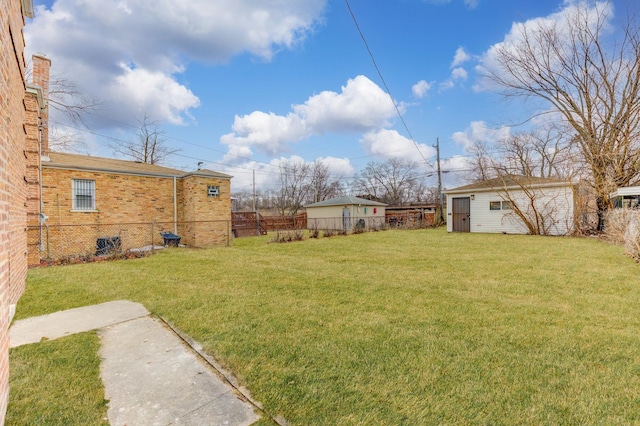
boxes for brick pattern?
[180,175,231,247]
[0,0,30,422]
[42,169,178,224]
[37,168,232,258]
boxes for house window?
[489,201,501,211]
[502,201,513,210]
[207,185,220,197]
[72,179,95,210]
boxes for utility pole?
[252,169,256,211]
[434,137,444,223]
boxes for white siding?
[446,185,574,235]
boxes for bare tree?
[308,160,345,204]
[110,115,179,165]
[499,127,578,179]
[409,183,440,205]
[353,159,421,205]
[492,176,575,235]
[27,59,100,151]
[46,75,100,128]
[467,140,494,182]
[274,158,312,216]
[482,2,640,230]
[467,127,580,234]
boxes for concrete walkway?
[10,300,260,426]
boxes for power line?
[344,0,432,168]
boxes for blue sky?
[25,0,623,193]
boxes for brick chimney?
[32,54,51,155]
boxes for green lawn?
[8,333,108,425]
[11,228,640,424]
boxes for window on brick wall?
[72,179,96,210]
[207,185,220,197]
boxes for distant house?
[306,196,387,231]
[444,176,575,235]
[30,152,232,264]
[610,186,640,209]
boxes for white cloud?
[474,1,613,92]
[442,155,471,172]
[451,121,511,151]
[294,76,398,132]
[464,0,479,9]
[220,111,308,162]
[412,80,433,98]
[360,129,436,163]
[422,0,477,8]
[221,75,397,161]
[110,65,200,125]
[316,156,355,177]
[438,80,455,92]
[451,67,468,81]
[441,155,474,188]
[25,0,327,127]
[451,47,471,68]
[438,64,468,92]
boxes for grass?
[8,333,108,425]
[11,228,640,424]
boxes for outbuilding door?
[342,207,351,230]
[452,197,470,232]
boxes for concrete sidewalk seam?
[157,315,285,425]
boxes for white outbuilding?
[610,186,640,209]
[305,196,387,231]
[444,176,575,235]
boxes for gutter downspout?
[173,176,178,235]
[38,117,44,251]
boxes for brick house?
[1,0,38,422]
[22,55,233,265]
[29,152,233,264]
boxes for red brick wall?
[0,0,30,422]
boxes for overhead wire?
[344,0,433,168]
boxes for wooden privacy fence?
[232,212,307,237]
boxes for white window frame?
[207,185,220,197]
[72,179,96,211]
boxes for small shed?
[610,186,640,209]
[444,176,575,235]
[305,196,387,231]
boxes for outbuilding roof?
[43,152,232,179]
[610,186,640,198]
[306,196,387,208]
[444,175,573,194]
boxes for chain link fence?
[28,220,232,266]
[307,213,436,233]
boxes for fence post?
[45,224,50,260]
[151,221,155,254]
